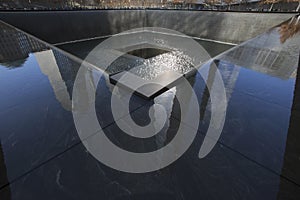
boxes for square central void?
[107,28,214,99]
[110,44,194,99]
[107,30,207,99]
[126,48,170,59]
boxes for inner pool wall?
[0,10,295,44]
[146,10,295,44]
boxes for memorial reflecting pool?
[0,16,300,199]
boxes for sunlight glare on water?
[129,50,194,80]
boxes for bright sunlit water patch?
[129,50,194,80]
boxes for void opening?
[126,48,170,59]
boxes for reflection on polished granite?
[0,15,300,199]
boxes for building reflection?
[200,61,218,121]
[0,22,75,111]
[0,23,46,67]
[199,59,240,121]
[34,50,73,111]
[221,17,300,80]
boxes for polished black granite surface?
[0,16,300,199]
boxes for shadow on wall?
[0,10,147,44]
[278,51,300,198]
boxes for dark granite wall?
[0,10,146,44]
[0,10,295,44]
